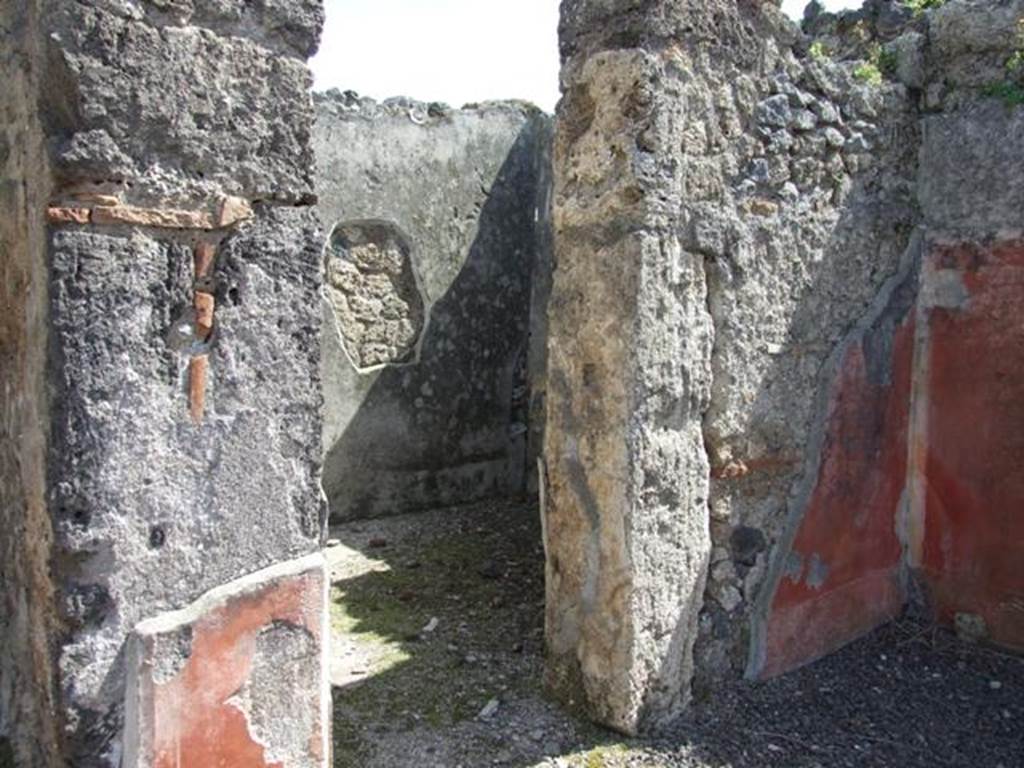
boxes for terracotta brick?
[92,205,215,230]
[189,355,208,425]
[217,195,253,227]
[194,293,215,339]
[46,207,91,225]
[193,242,216,277]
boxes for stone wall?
[0,1,330,765]
[314,93,552,520]
[754,0,1024,680]
[0,1,60,764]
[4,0,1023,757]
[546,0,1024,733]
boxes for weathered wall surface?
[690,6,922,686]
[545,0,725,734]
[548,0,1024,729]
[314,93,551,520]
[2,1,330,765]
[0,1,60,764]
[904,0,1024,650]
[546,0,919,729]
[913,239,1024,652]
[758,0,1024,679]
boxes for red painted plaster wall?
[762,308,914,678]
[919,240,1024,650]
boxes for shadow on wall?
[322,124,546,521]
[692,110,924,688]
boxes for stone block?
[545,41,714,733]
[919,105,1024,232]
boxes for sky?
[311,1,861,112]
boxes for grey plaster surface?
[314,92,552,521]
[0,1,329,763]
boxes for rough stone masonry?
[544,0,1024,735]
[1,1,329,765]
[3,0,1024,763]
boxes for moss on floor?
[578,743,631,768]
[329,501,546,765]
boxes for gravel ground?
[326,500,1024,768]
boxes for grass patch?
[575,743,631,768]
[331,708,370,768]
[853,60,884,86]
[982,80,1024,107]
[809,41,830,62]
[902,0,946,15]
[853,43,898,86]
[330,507,546,759]
[982,19,1024,107]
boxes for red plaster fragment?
[131,563,326,768]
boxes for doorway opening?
[310,2,559,764]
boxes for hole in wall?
[323,220,425,371]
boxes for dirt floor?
[326,500,1024,768]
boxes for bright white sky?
[311,1,862,112]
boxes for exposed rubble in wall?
[548,0,1024,731]
[1,1,330,764]
[324,221,425,370]
[314,92,552,520]
[687,1,922,691]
